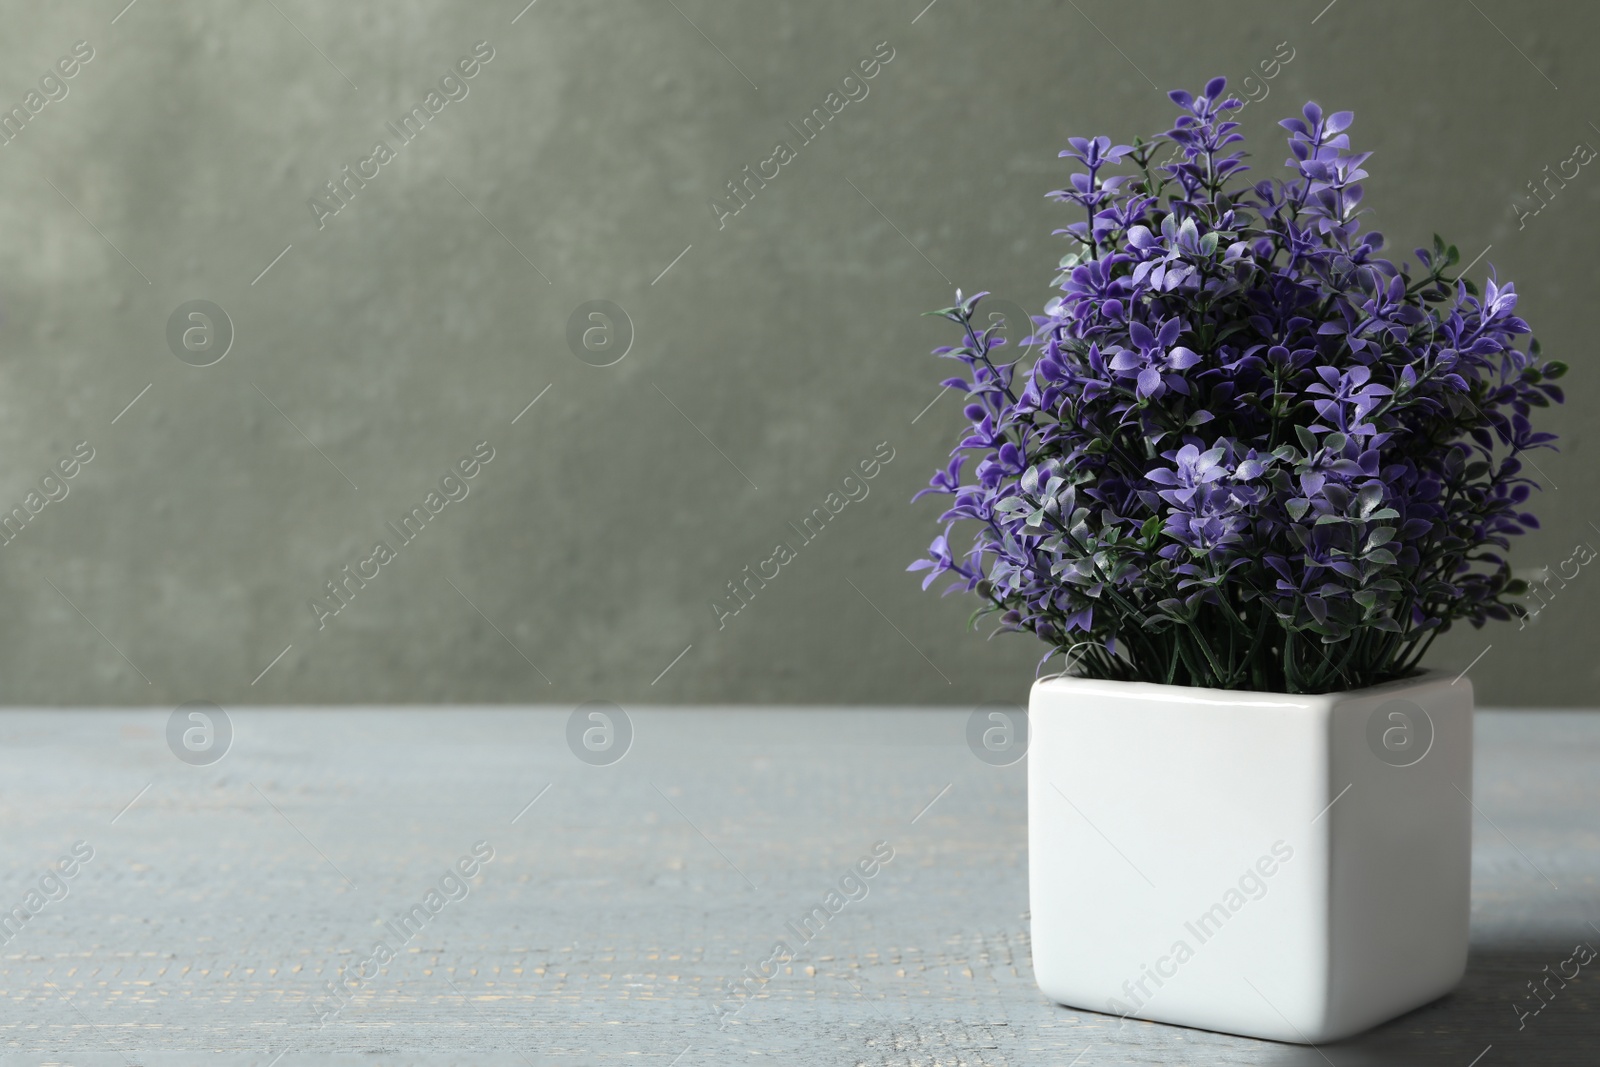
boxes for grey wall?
[0,1,1592,708]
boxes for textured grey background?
[0,0,1592,708]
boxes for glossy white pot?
[1027,669,1472,1043]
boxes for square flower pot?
[1027,669,1472,1043]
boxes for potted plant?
[910,78,1563,1043]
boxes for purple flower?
[1305,365,1391,428]
[1147,444,1226,506]
[1108,318,1200,399]
[910,78,1563,694]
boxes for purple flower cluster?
[911,78,1563,693]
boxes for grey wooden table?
[0,707,1594,1065]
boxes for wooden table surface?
[0,707,1594,1065]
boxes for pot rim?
[1031,667,1459,708]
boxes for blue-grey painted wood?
[0,708,1593,1065]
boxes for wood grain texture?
[0,708,1594,1065]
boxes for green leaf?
[1544,359,1567,379]
[1356,483,1383,516]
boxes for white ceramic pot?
[1027,668,1472,1043]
